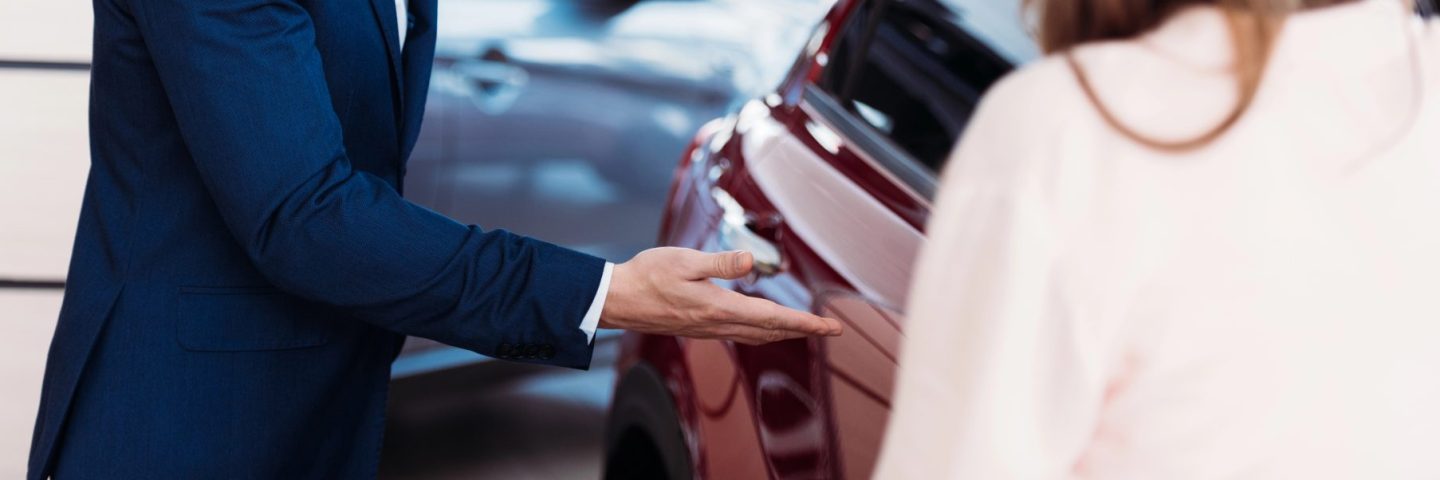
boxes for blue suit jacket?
[29,0,605,477]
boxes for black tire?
[604,363,692,480]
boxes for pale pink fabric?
[875,1,1440,478]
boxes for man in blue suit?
[29,0,842,477]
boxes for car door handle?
[711,187,783,276]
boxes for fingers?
[622,248,841,345]
[709,324,812,345]
[714,290,843,337]
[687,250,753,280]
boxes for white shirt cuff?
[579,262,613,344]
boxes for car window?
[938,0,1042,64]
[817,0,873,98]
[819,0,1015,175]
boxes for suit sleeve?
[128,0,603,368]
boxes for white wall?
[0,1,93,477]
[0,0,93,62]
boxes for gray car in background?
[395,0,830,375]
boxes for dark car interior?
[820,0,1015,181]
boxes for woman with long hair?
[876,0,1438,477]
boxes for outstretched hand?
[599,247,843,345]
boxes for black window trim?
[802,84,938,200]
[836,0,890,102]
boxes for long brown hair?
[1025,0,1358,150]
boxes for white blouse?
[876,1,1440,478]
[395,0,407,46]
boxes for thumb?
[695,250,753,280]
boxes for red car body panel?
[614,0,1030,477]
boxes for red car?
[604,0,1035,478]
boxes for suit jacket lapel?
[367,0,405,113]
[398,0,438,161]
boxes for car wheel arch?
[605,362,694,480]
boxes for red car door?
[707,94,924,479]
[639,0,1030,478]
